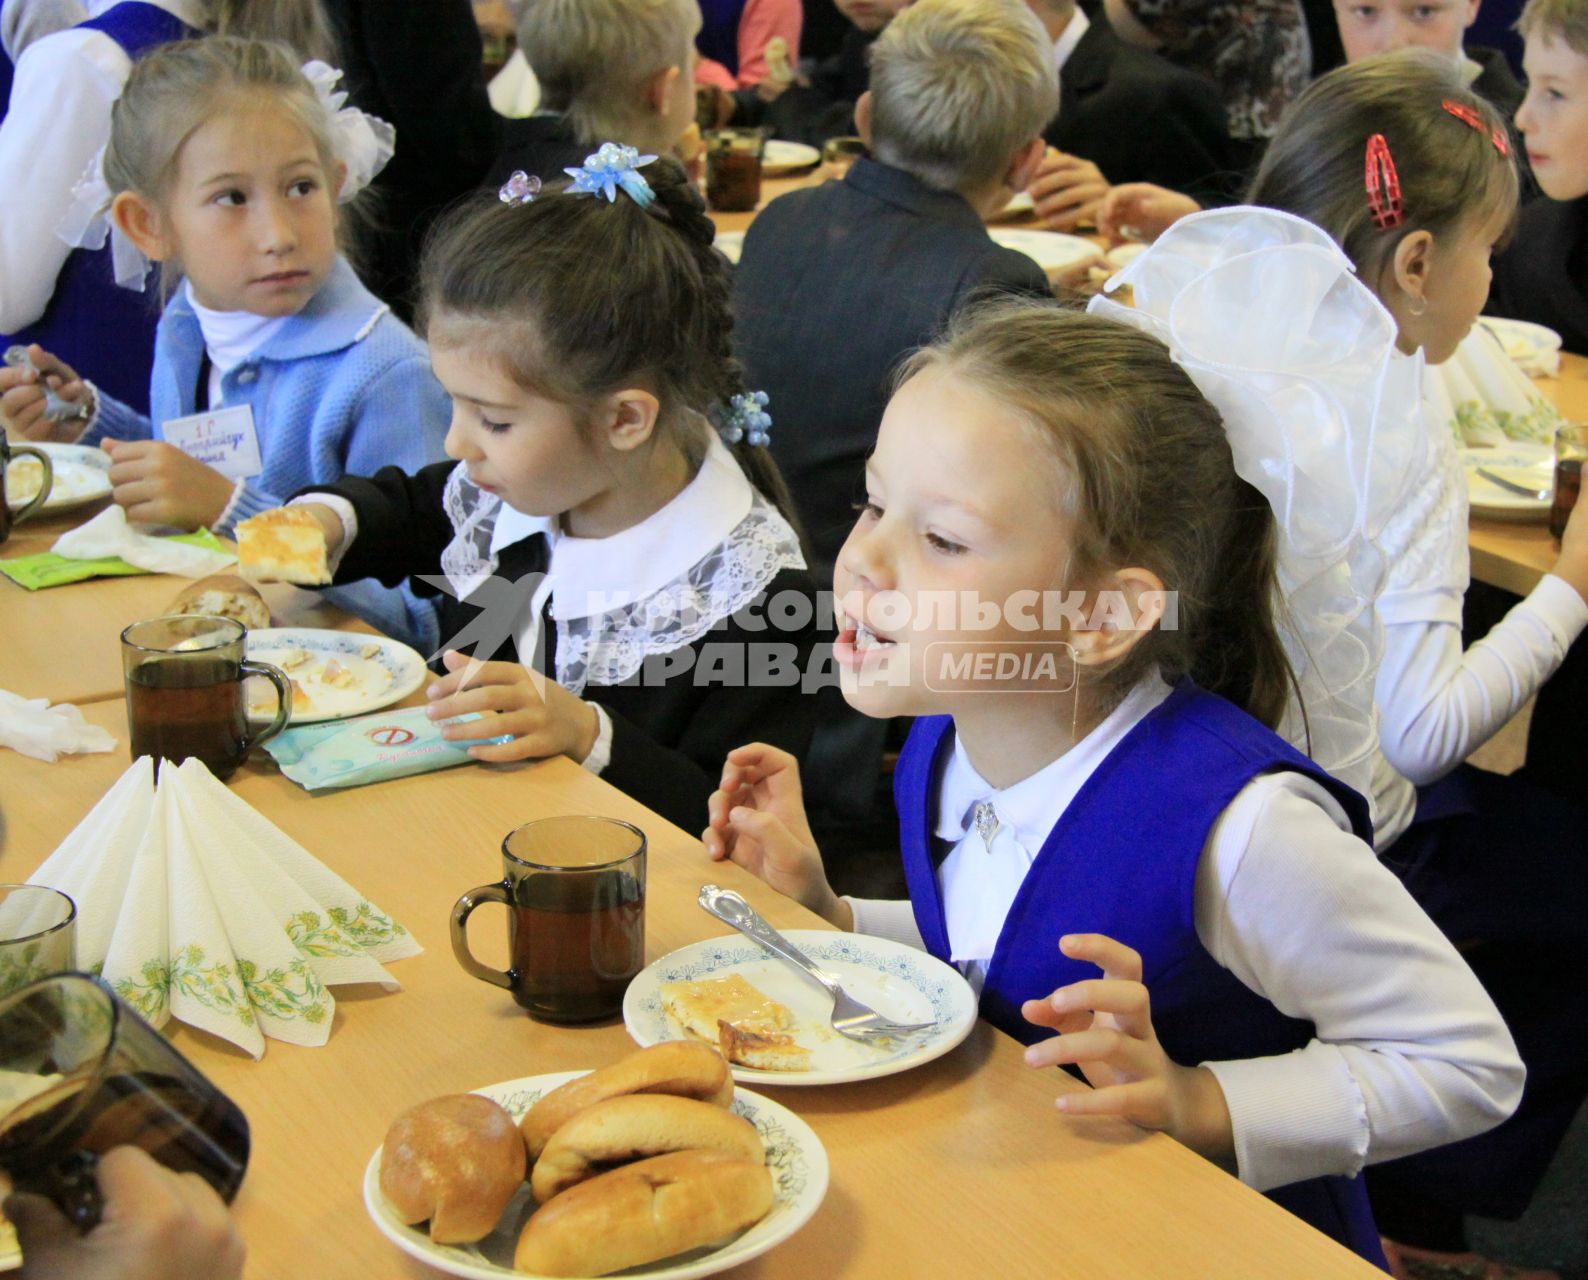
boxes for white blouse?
[849,676,1523,1194]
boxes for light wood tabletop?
[0,696,1382,1280]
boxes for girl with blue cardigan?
[704,300,1524,1267]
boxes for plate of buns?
[244,627,427,723]
[3,442,111,513]
[625,932,977,1086]
[366,1042,827,1279]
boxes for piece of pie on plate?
[717,1019,811,1071]
[236,508,330,585]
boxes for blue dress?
[0,2,196,414]
[894,682,1388,1267]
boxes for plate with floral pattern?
[363,1072,827,1280]
[625,930,978,1085]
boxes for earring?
[1408,294,1429,317]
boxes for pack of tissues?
[26,756,421,1058]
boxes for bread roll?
[520,1042,734,1159]
[167,575,271,630]
[530,1094,763,1202]
[379,1094,526,1244]
[515,1149,774,1277]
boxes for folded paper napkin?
[0,526,231,590]
[54,506,236,576]
[1427,324,1564,447]
[0,688,118,761]
[27,756,421,1058]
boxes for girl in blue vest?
[0,1,335,414]
[704,299,1524,1267]
[0,36,448,646]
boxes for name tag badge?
[161,405,263,480]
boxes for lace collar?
[438,435,805,694]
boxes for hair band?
[564,143,658,208]
[716,391,772,447]
[1364,134,1403,231]
[498,171,540,206]
[1441,99,1510,156]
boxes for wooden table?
[0,696,1381,1279]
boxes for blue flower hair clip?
[498,170,540,206]
[718,390,772,447]
[564,142,658,208]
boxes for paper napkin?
[0,527,231,589]
[0,688,118,761]
[53,506,236,576]
[26,757,420,1058]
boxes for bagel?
[379,1094,527,1244]
[530,1094,764,1202]
[519,1041,734,1159]
[515,1149,774,1277]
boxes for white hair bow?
[1089,207,1430,808]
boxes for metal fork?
[1477,467,1552,501]
[698,885,936,1044]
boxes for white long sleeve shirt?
[849,677,1523,1194]
[0,0,204,332]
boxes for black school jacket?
[304,462,819,833]
[1490,195,1588,358]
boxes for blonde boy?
[488,0,698,184]
[1489,0,1588,354]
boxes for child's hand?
[1096,183,1201,245]
[1551,494,1588,605]
[425,650,599,764]
[0,344,93,441]
[703,744,848,926]
[1030,149,1111,232]
[103,440,236,529]
[1020,933,1234,1164]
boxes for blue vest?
[696,0,746,77]
[0,45,13,127]
[1,3,196,415]
[895,683,1388,1268]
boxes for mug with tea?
[1552,423,1586,542]
[451,816,647,1023]
[1,432,53,544]
[704,128,766,213]
[0,972,250,1230]
[0,884,76,999]
[120,615,291,780]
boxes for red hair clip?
[1442,99,1510,156]
[1365,133,1403,231]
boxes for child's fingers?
[1053,1079,1169,1128]
[430,682,526,725]
[1019,997,1090,1037]
[1059,933,1143,983]
[1022,1025,1156,1079]
[1044,977,1152,1037]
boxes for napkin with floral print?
[25,756,420,1059]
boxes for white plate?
[761,140,820,175]
[989,228,1102,275]
[3,441,112,513]
[1462,442,1555,520]
[990,190,1034,221]
[715,229,744,265]
[363,1073,827,1280]
[625,931,977,1086]
[1477,317,1563,378]
[244,627,427,724]
[1104,242,1148,272]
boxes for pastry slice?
[717,1019,811,1072]
[236,508,331,585]
[661,973,794,1043]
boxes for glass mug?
[452,816,647,1023]
[0,885,76,999]
[704,128,766,213]
[120,615,291,780]
[1,432,53,545]
[1551,423,1587,542]
[0,973,250,1230]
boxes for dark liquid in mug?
[127,656,246,779]
[0,1070,249,1226]
[509,870,644,1022]
[707,150,761,213]
[1551,457,1582,541]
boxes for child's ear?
[855,91,874,148]
[1386,229,1435,313]
[646,64,682,117]
[600,388,662,452]
[1068,566,1167,667]
[331,159,347,203]
[110,191,176,263]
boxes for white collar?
[935,674,1171,846]
[1052,7,1089,75]
[184,282,289,373]
[489,432,754,621]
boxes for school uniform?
[302,435,819,834]
[484,112,591,192]
[850,677,1523,1263]
[0,0,202,414]
[1044,11,1239,205]
[1489,195,1588,358]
